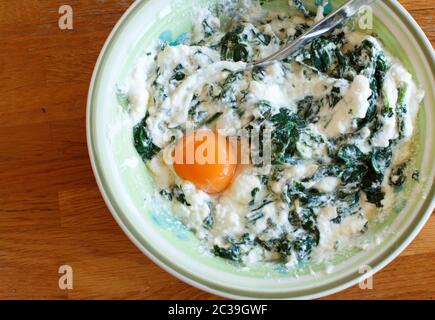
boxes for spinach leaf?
[203,202,215,229]
[251,29,272,46]
[396,83,408,140]
[389,163,407,187]
[282,180,306,205]
[172,185,191,207]
[203,112,223,125]
[202,19,215,37]
[220,25,250,62]
[292,0,312,17]
[257,217,319,261]
[171,64,185,82]
[328,86,342,108]
[371,147,392,174]
[250,198,274,212]
[341,163,368,184]
[220,71,244,108]
[270,109,307,164]
[297,95,320,123]
[346,40,390,129]
[361,170,385,207]
[381,89,393,117]
[256,100,272,120]
[256,235,290,256]
[248,187,260,206]
[233,43,249,62]
[337,144,365,164]
[159,189,173,201]
[296,33,345,75]
[259,175,269,185]
[288,210,302,229]
[213,245,241,262]
[213,234,252,262]
[289,208,320,259]
[331,189,360,223]
[133,116,161,161]
[246,210,264,223]
[292,232,318,260]
[252,66,266,81]
[188,95,207,124]
[412,170,420,182]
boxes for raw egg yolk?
[173,130,237,194]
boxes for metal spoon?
[248,0,377,68]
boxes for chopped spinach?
[246,210,264,223]
[248,187,260,206]
[213,234,252,262]
[250,198,274,212]
[171,64,185,82]
[256,100,272,120]
[297,96,317,121]
[412,170,420,182]
[292,0,313,17]
[381,89,393,117]
[258,208,319,261]
[159,189,173,201]
[292,231,318,260]
[203,112,223,125]
[396,83,408,140]
[361,170,385,207]
[133,116,161,161]
[259,175,269,185]
[251,29,272,46]
[172,185,191,207]
[270,109,308,164]
[203,203,215,229]
[252,66,266,81]
[233,43,249,62]
[220,71,244,108]
[202,19,215,37]
[389,163,407,187]
[213,245,241,262]
[296,34,345,75]
[328,86,342,108]
[337,144,365,164]
[371,147,392,174]
[331,189,360,223]
[341,163,368,184]
[220,25,250,62]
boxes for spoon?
[248,0,378,68]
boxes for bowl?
[87,0,435,299]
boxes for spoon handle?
[250,0,377,68]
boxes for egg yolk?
[173,130,237,194]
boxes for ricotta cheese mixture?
[124,1,424,267]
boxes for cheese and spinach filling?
[126,1,424,266]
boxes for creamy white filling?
[319,75,372,137]
[125,2,423,268]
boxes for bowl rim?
[86,0,435,299]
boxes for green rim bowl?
[87,0,435,299]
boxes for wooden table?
[0,0,433,300]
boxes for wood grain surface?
[0,0,433,300]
